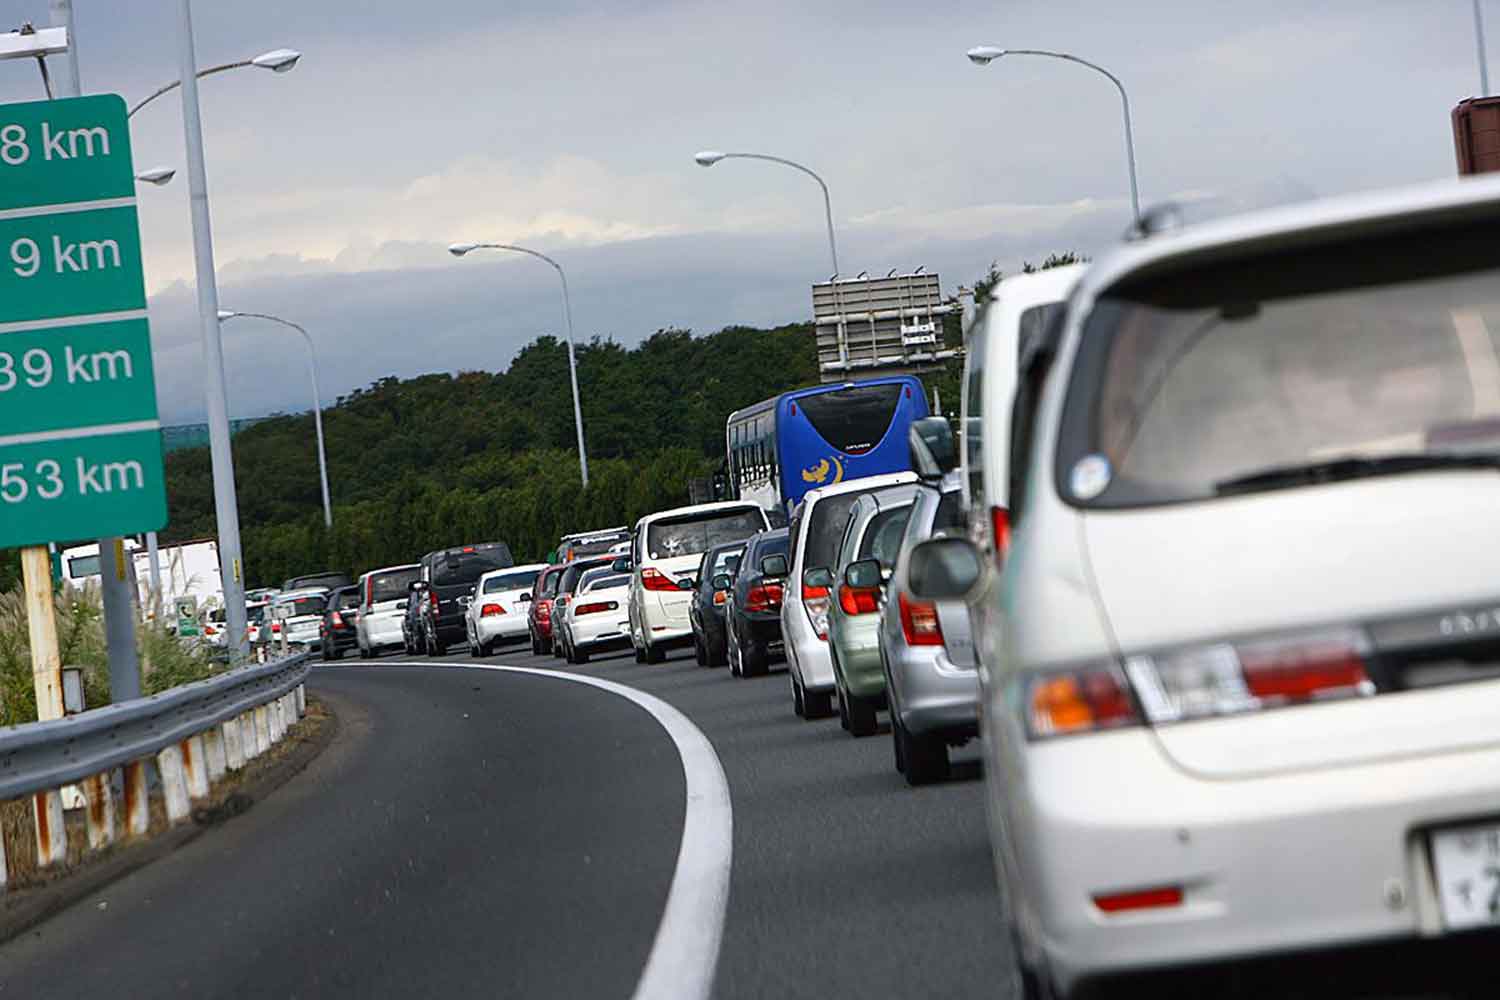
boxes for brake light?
[331,611,344,626]
[802,584,831,640]
[1093,886,1183,914]
[575,601,618,615]
[642,568,679,592]
[712,591,727,606]
[990,505,1011,568]
[746,583,783,613]
[838,584,880,616]
[481,603,504,618]
[271,623,282,633]
[430,590,439,611]
[536,599,552,621]
[204,625,217,636]
[1027,663,1139,738]
[898,591,943,646]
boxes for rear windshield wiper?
[1215,453,1500,496]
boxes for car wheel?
[897,716,949,785]
[1012,926,1059,1000]
[431,630,447,656]
[791,672,805,717]
[644,639,665,664]
[892,714,907,774]
[530,632,542,656]
[836,685,850,730]
[803,686,834,720]
[330,645,344,661]
[741,634,769,677]
[846,691,878,737]
[320,642,332,662]
[633,637,646,663]
[569,643,589,664]
[694,634,708,667]
[727,624,742,678]
[359,644,372,660]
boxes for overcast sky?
[0,1,1485,423]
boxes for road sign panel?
[0,93,165,549]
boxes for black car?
[319,585,362,661]
[550,555,614,658]
[689,541,746,668]
[283,570,353,592]
[417,542,515,656]
[725,528,790,678]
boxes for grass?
[0,583,223,728]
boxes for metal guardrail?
[0,651,313,890]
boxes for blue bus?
[725,375,930,515]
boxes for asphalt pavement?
[0,638,1017,999]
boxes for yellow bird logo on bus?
[801,456,845,485]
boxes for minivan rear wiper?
[1214,453,1500,496]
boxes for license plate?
[1431,823,1500,929]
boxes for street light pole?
[218,311,333,529]
[176,0,249,659]
[447,243,590,488]
[1476,0,1492,96]
[966,46,1142,227]
[128,48,300,118]
[694,151,840,276]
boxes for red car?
[528,565,566,655]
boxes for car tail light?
[331,611,344,626]
[802,584,831,640]
[1124,627,1373,725]
[536,599,552,621]
[204,625,217,636]
[990,505,1011,568]
[746,583,783,613]
[838,584,880,616]
[641,568,679,592]
[271,623,282,633]
[712,591,727,606]
[481,603,504,618]
[429,590,439,611]
[898,592,943,646]
[1093,886,1184,914]
[366,578,375,606]
[575,601,618,615]
[1026,662,1140,739]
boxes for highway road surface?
[1,640,1014,999]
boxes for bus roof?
[725,374,925,425]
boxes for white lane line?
[404,661,732,1000]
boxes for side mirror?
[611,556,632,573]
[909,416,958,479]
[803,566,834,591]
[844,558,882,590]
[760,554,789,578]
[676,578,696,591]
[908,537,983,600]
[408,580,427,593]
[712,573,733,591]
[519,592,533,602]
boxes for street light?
[1475,0,1492,96]
[217,310,333,529]
[448,242,590,488]
[694,150,840,277]
[128,47,300,118]
[966,45,1142,227]
[135,166,176,186]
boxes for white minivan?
[627,501,770,663]
[909,176,1500,998]
[355,563,420,658]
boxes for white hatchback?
[560,567,633,664]
[627,501,770,663]
[909,174,1500,998]
[466,563,547,656]
[356,563,420,658]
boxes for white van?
[355,563,421,658]
[627,501,770,663]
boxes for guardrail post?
[33,789,66,867]
[123,760,149,837]
[202,726,227,783]
[269,697,284,743]
[0,828,7,891]
[182,736,210,801]
[295,683,306,716]
[83,772,116,850]
[157,744,191,824]
[223,717,244,771]
[281,692,296,730]
[254,705,271,755]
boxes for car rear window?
[482,569,540,594]
[933,490,963,532]
[538,569,562,597]
[368,567,419,603]
[803,493,860,572]
[796,383,903,455]
[278,597,325,618]
[335,589,360,610]
[584,574,630,592]
[431,548,512,586]
[646,508,766,559]
[560,560,612,594]
[859,506,912,566]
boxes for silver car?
[910,173,1500,998]
[878,471,976,785]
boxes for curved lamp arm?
[696,151,839,277]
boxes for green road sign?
[0,94,166,549]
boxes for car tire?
[633,637,646,663]
[694,634,708,667]
[836,685,850,730]
[896,715,949,785]
[846,692,878,737]
[1012,926,1059,1000]
[359,644,372,660]
[803,686,834,720]
[741,634,769,677]
[727,625,742,678]
[530,632,542,656]
[792,672,805,717]
[644,639,665,664]
[330,645,344,661]
[569,643,589,664]
[431,630,447,657]
[320,642,332,662]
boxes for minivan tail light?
[898,591,943,646]
[1026,662,1140,739]
[990,506,1011,568]
[641,568,679,592]
[746,583,783,613]
[575,601,618,615]
[430,590,440,611]
[1093,886,1184,914]
[481,603,504,618]
[838,584,880,616]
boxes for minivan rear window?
[646,508,766,559]
[803,493,860,573]
[431,548,512,586]
[796,383,902,455]
[368,567,419,603]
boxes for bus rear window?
[797,383,904,454]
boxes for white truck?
[58,537,225,624]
